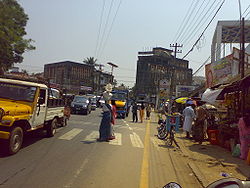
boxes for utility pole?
[107,62,118,84]
[170,43,183,59]
[170,43,183,97]
[240,17,245,117]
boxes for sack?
[232,144,241,157]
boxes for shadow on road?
[0,129,48,158]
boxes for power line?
[172,0,196,44]
[178,0,209,44]
[97,0,115,58]
[182,0,223,48]
[94,0,106,57]
[175,0,200,43]
[99,0,122,58]
[180,0,219,45]
[182,0,225,59]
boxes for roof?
[44,61,93,68]
[0,78,47,88]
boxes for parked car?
[71,95,91,115]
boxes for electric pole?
[170,43,183,97]
[170,43,183,59]
[240,17,245,117]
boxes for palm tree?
[83,57,97,66]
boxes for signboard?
[159,79,170,90]
[175,85,197,97]
[206,47,250,88]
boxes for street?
[0,109,201,188]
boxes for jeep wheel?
[8,127,23,155]
[47,118,57,137]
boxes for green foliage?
[83,57,97,66]
[0,0,35,73]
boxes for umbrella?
[175,97,189,104]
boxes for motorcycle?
[163,178,250,188]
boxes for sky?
[17,0,250,87]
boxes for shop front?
[202,74,250,164]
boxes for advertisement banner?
[205,47,250,88]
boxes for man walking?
[132,102,138,122]
[183,103,196,139]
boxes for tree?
[83,57,97,66]
[0,0,35,75]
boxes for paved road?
[0,109,201,188]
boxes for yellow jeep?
[0,78,66,154]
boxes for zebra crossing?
[57,128,144,149]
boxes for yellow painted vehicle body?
[0,100,33,140]
[115,101,125,108]
[0,77,65,155]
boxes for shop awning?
[201,88,223,105]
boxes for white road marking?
[64,159,89,188]
[129,127,133,130]
[130,132,144,148]
[126,123,129,126]
[82,131,99,142]
[109,133,122,145]
[59,128,83,140]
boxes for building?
[44,61,113,94]
[93,70,113,95]
[135,47,193,101]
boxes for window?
[39,89,46,104]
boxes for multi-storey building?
[44,61,112,94]
[135,47,193,100]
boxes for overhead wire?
[99,0,122,58]
[96,0,115,59]
[180,0,220,45]
[174,0,200,43]
[182,0,226,59]
[182,0,223,48]
[178,0,209,44]
[94,0,106,58]
[171,0,196,44]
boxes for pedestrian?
[132,102,138,122]
[193,102,207,144]
[146,104,151,120]
[182,103,196,139]
[109,100,117,140]
[139,102,145,123]
[97,90,112,142]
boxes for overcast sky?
[18,0,250,87]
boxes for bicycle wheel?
[157,125,168,140]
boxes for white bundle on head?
[103,91,112,101]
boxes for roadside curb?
[177,135,210,187]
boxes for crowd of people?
[131,102,152,123]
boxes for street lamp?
[107,62,118,84]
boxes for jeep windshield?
[0,82,37,102]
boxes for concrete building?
[44,61,113,94]
[211,20,250,64]
[93,70,113,95]
[135,47,192,102]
